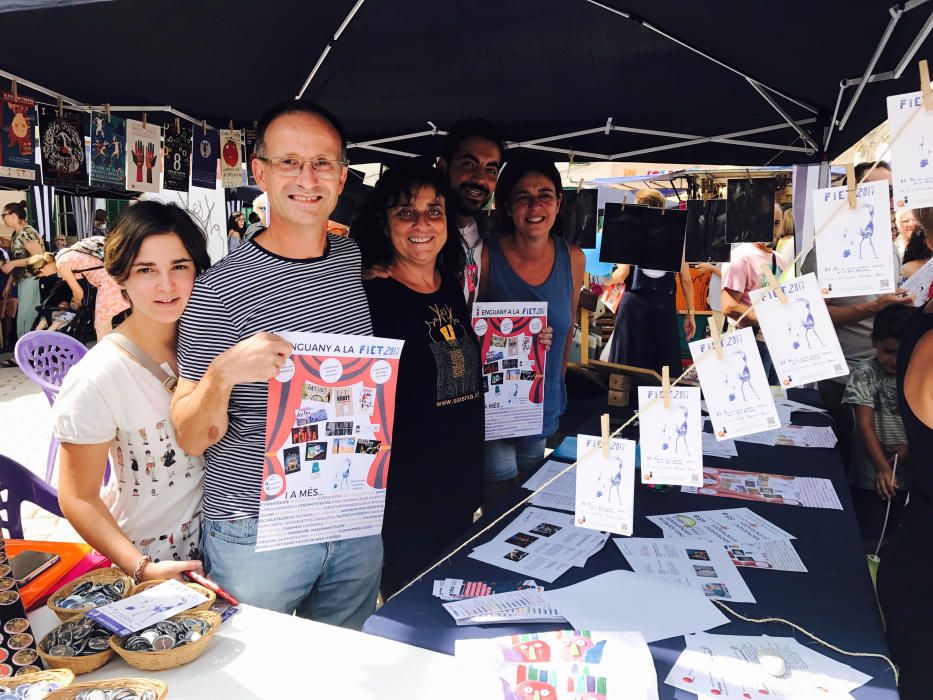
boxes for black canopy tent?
[0,0,931,168]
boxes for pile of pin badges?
[51,582,125,612]
[71,688,157,700]
[40,619,112,658]
[0,542,42,677]
[120,618,210,653]
[0,678,64,699]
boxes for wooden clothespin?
[920,59,933,112]
[845,163,857,209]
[56,97,63,117]
[228,119,234,131]
[175,117,181,133]
[202,119,207,136]
[760,262,788,304]
[142,112,147,128]
[709,319,725,360]
[105,103,111,122]
[600,413,610,459]
[10,80,16,98]
[661,365,671,409]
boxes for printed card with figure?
[750,273,848,387]
[688,328,780,441]
[575,434,636,535]
[638,386,703,486]
[888,88,933,210]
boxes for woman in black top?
[353,161,483,597]
[877,208,933,700]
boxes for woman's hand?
[142,559,204,582]
[539,326,554,350]
[683,313,696,341]
[1,261,16,275]
[362,264,391,281]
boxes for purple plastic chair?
[15,331,89,483]
[0,453,63,540]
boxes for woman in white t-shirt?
[53,201,211,584]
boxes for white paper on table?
[702,432,738,458]
[648,507,795,544]
[888,88,933,211]
[522,459,577,512]
[723,540,807,572]
[774,397,827,414]
[900,256,933,306]
[811,180,897,297]
[689,328,781,441]
[776,424,838,448]
[776,404,792,426]
[681,466,843,510]
[457,630,660,700]
[666,632,872,698]
[541,570,729,643]
[732,427,779,446]
[574,434,636,535]
[85,579,209,636]
[614,537,756,603]
[468,506,609,583]
[638,386,703,486]
[750,273,849,388]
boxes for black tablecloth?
[363,389,898,699]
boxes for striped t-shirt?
[177,234,373,521]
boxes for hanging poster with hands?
[750,272,848,387]
[472,302,547,440]
[575,434,636,536]
[887,88,933,209]
[638,386,703,487]
[811,182,896,297]
[256,332,404,552]
[125,118,161,193]
[688,328,780,440]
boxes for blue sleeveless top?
[484,236,573,438]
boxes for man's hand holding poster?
[472,302,548,441]
[256,332,404,552]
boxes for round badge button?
[3,619,28,635]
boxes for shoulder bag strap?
[106,333,178,393]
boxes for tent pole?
[0,67,81,105]
[349,143,419,158]
[350,128,445,149]
[837,5,903,131]
[746,79,818,151]
[894,6,933,77]
[296,0,367,98]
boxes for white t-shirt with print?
[52,339,204,563]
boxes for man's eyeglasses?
[257,156,348,180]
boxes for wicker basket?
[109,610,220,672]
[44,678,167,700]
[2,668,75,692]
[36,614,115,675]
[129,579,216,612]
[46,568,134,621]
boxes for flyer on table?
[811,181,896,297]
[647,507,795,545]
[471,301,548,440]
[688,327,780,440]
[575,434,636,535]
[256,332,404,552]
[638,386,703,486]
[682,465,843,510]
[887,88,933,210]
[750,273,848,387]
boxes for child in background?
[843,303,915,552]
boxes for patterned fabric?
[10,225,43,282]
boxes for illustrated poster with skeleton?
[811,182,896,298]
[750,272,848,388]
[38,105,88,187]
[575,434,635,536]
[637,385,703,487]
[256,332,403,552]
[688,328,780,441]
[125,119,162,193]
[472,301,548,441]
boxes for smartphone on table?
[10,550,60,585]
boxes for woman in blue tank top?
[479,156,585,507]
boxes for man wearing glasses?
[172,101,381,629]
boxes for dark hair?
[94,209,108,223]
[226,212,245,233]
[248,211,260,224]
[105,201,211,287]
[2,200,27,221]
[493,155,563,234]
[442,118,504,164]
[871,303,914,343]
[903,228,933,265]
[853,161,891,183]
[351,159,464,277]
[254,100,347,161]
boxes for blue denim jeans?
[483,436,547,483]
[201,517,382,630]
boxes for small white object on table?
[30,603,475,699]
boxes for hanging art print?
[163,124,192,192]
[38,104,88,188]
[0,92,36,182]
[88,111,126,189]
[219,128,243,188]
[192,126,218,190]
[125,119,162,193]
